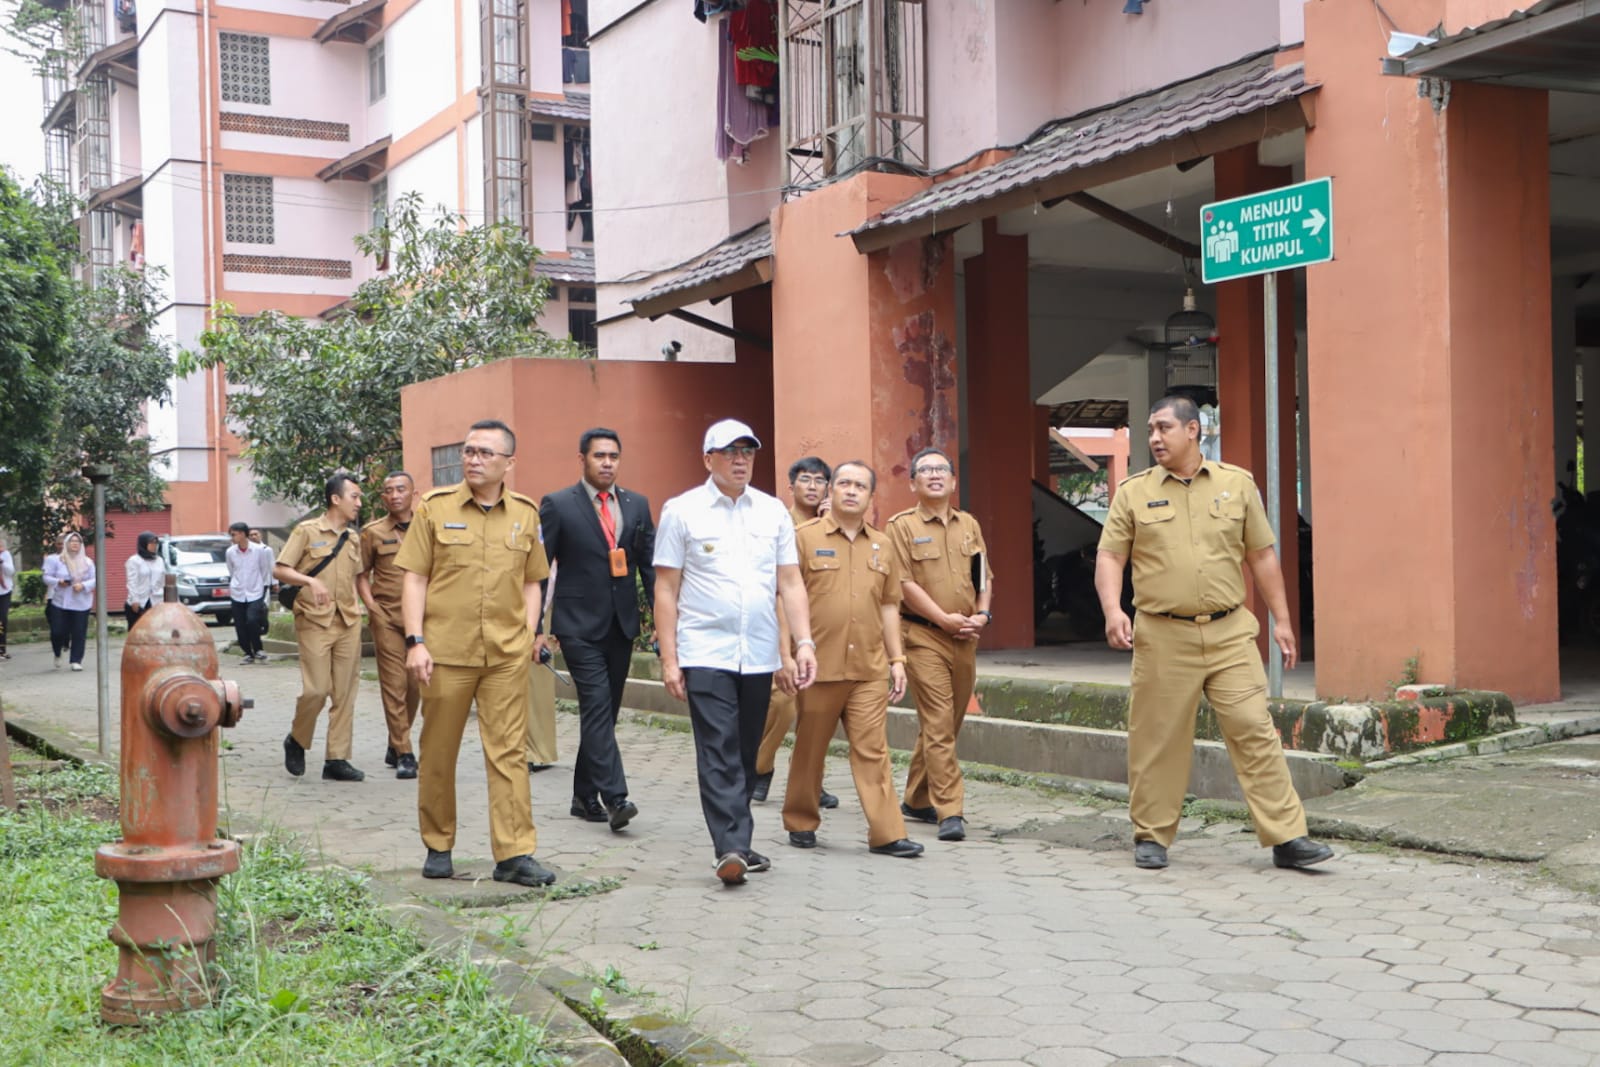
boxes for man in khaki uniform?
[357,471,421,780]
[888,447,992,844]
[1095,395,1333,872]
[525,595,559,771]
[753,456,837,811]
[783,461,922,858]
[276,472,367,782]
[398,419,555,887]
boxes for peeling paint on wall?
[884,236,947,304]
[895,309,956,476]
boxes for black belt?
[1148,606,1239,624]
[900,612,939,629]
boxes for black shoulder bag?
[278,529,350,611]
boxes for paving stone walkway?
[6,634,1600,1066]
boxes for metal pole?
[1263,271,1284,699]
[94,480,110,756]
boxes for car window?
[171,540,230,566]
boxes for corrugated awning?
[315,0,387,44]
[317,135,391,182]
[535,254,595,285]
[1381,0,1600,94]
[850,56,1316,253]
[86,173,142,216]
[79,36,138,85]
[628,223,773,319]
[528,92,590,122]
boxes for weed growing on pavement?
[544,875,623,901]
[0,780,565,1065]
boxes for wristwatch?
[405,635,426,648]
[977,610,993,623]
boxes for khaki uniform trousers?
[525,660,558,765]
[783,680,907,847]
[418,658,538,861]
[902,623,977,818]
[370,609,420,755]
[1129,609,1308,848]
[755,685,796,776]
[291,616,361,760]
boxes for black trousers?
[232,598,264,657]
[683,667,772,859]
[562,619,634,806]
[0,591,10,652]
[51,607,89,664]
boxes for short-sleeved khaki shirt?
[796,516,902,682]
[787,503,815,528]
[278,515,364,627]
[1097,460,1276,617]
[394,483,550,667]
[887,505,992,617]
[359,514,411,623]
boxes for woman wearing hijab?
[43,531,95,670]
[124,531,166,629]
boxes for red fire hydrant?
[95,576,248,1024]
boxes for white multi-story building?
[39,0,594,533]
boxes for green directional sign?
[1199,177,1333,284]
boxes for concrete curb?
[1,705,745,1066]
[1362,712,1600,770]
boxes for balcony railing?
[781,0,926,188]
[75,75,112,198]
[72,0,106,65]
[41,49,68,119]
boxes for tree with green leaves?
[181,193,584,510]
[0,169,73,540]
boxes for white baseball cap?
[703,418,762,452]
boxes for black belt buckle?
[1162,606,1236,623]
[900,612,937,629]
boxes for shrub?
[16,569,44,605]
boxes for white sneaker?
[70,662,83,672]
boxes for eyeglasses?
[914,464,952,476]
[711,446,758,459]
[793,475,829,487]
[462,446,510,460]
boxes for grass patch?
[0,765,566,1065]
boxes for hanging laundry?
[715,19,772,163]
[729,0,776,89]
[694,0,745,23]
[128,219,145,269]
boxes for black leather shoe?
[938,816,966,842]
[282,734,305,778]
[396,753,418,780]
[750,770,774,802]
[422,849,453,879]
[527,762,554,773]
[1272,837,1334,869]
[607,799,638,832]
[322,760,365,782]
[1134,841,1169,869]
[788,830,817,848]
[384,745,398,768]
[819,789,839,810]
[493,854,556,887]
[744,850,771,872]
[870,838,925,858]
[570,796,608,822]
[901,802,938,824]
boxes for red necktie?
[597,491,617,549]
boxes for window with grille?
[481,0,526,87]
[371,177,388,230]
[368,39,386,102]
[220,33,271,105]
[431,444,463,487]
[224,174,275,244]
[484,90,528,232]
[75,75,111,198]
[82,208,115,289]
[568,307,596,352]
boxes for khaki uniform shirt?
[1097,460,1276,617]
[887,504,992,616]
[278,515,364,627]
[788,503,816,528]
[359,514,411,623]
[395,483,550,667]
[797,516,902,682]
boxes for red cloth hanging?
[729,0,776,89]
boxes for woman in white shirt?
[43,531,96,670]
[0,534,14,660]
[124,531,166,629]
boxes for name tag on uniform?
[814,549,836,557]
[913,536,933,545]
[311,540,328,547]
[1146,500,1169,508]
[381,538,398,545]
[444,523,468,530]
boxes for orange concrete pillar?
[1033,406,1053,486]
[768,172,958,526]
[1213,146,1300,654]
[965,220,1033,649]
[1304,0,1556,702]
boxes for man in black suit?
[537,427,655,832]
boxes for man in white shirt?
[0,534,14,660]
[654,419,818,885]
[226,522,274,664]
[123,531,167,629]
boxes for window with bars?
[220,32,271,105]
[45,127,71,185]
[371,177,388,230]
[82,208,115,288]
[568,307,597,353]
[368,39,386,102]
[431,444,463,487]
[74,75,111,198]
[224,174,275,244]
[72,0,106,64]
[481,0,526,87]
[484,90,529,232]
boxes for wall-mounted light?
[1122,0,1145,14]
